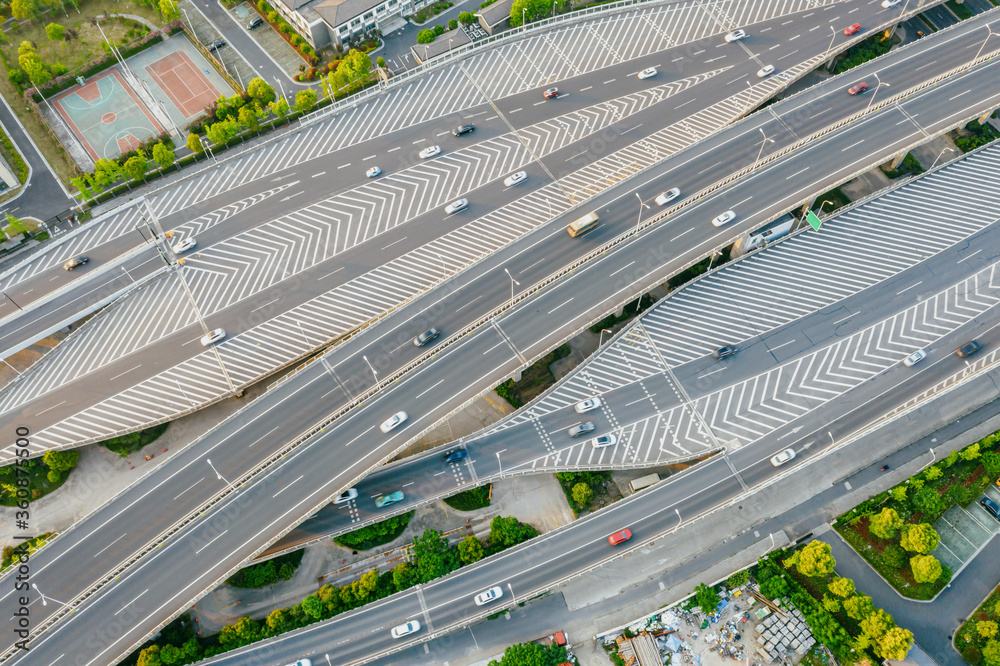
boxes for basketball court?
[52,37,232,161]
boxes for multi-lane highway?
[4,27,1000,663]
[0,0,951,458]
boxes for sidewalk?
[227,2,311,85]
[180,0,258,90]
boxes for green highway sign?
[806,210,823,231]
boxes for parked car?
[591,434,617,449]
[980,497,1000,521]
[607,528,632,546]
[445,198,469,214]
[209,39,226,52]
[843,22,861,35]
[390,620,421,638]
[575,397,602,413]
[957,341,982,358]
[414,328,440,346]
[713,345,737,359]
[419,145,441,159]
[637,67,657,80]
[756,64,775,78]
[375,490,405,508]
[711,210,736,227]
[200,328,226,346]
[654,188,680,205]
[333,488,358,505]
[366,166,382,177]
[172,237,197,254]
[504,171,527,187]
[248,16,264,29]
[770,448,796,467]
[380,411,408,433]
[63,256,89,270]
[848,81,869,95]
[568,422,596,438]
[724,29,747,43]
[444,448,468,463]
[452,124,475,136]
[474,586,503,606]
[543,87,559,99]
[902,349,926,367]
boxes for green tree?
[93,158,124,189]
[136,645,162,666]
[278,562,295,580]
[509,0,561,26]
[924,464,943,480]
[124,154,149,182]
[912,486,946,515]
[151,143,175,170]
[877,627,913,660]
[301,593,323,620]
[186,133,204,154]
[458,10,475,24]
[46,469,63,484]
[945,450,961,468]
[206,119,240,145]
[412,529,457,583]
[844,594,875,622]
[238,104,261,134]
[180,636,201,662]
[571,482,593,507]
[694,582,719,614]
[487,641,568,666]
[889,485,908,503]
[433,24,445,35]
[785,540,836,577]
[42,449,79,473]
[827,577,855,598]
[376,56,386,69]
[882,543,907,568]
[159,644,181,665]
[860,608,894,641]
[448,18,458,29]
[247,77,276,108]
[4,214,30,238]
[11,0,40,20]
[268,96,290,121]
[458,535,484,564]
[979,621,999,640]
[417,29,435,43]
[45,23,65,41]
[900,523,939,554]
[265,607,291,634]
[488,515,539,549]
[821,595,841,613]
[910,554,942,583]
[725,570,749,588]
[985,641,1000,666]
[294,88,317,113]
[17,41,51,85]
[869,507,903,540]
[219,616,261,646]
[962,443,982,461]
[340,48,372,82]
[983,452,1000,478]
[159,0,181,20]
[392,561,415,591]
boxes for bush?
[417,28,435,43]
[494,379,521,408]
[448,19,458,29]
[99,423,169,457]
[334,512,413,550]
[279,22,293,34]
[834,33,895,74]
[965,646,983,665]
[444,485,491,511]
[267,10,278,21]
[227,550,304,588]
[882,544,906,568]
[433,24,445,35]
[571,482,593,507]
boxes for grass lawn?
[0,0,164,186]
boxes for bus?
[566,211,599,237]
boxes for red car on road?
[848,81,869,95]
[543,87,559,99]
[608,528,632,546]
[843,23,861,35]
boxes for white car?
[574,397,602,413]
[366,166,382,178]
[445,198,469,214]
[284,660,311,666]
[172,237,197,254]
[474,586,503,606]
[419,145,441,159]
[711,210,736,227]
[637,67,657,80]
[756,64,775,78]
[591,434,618,449]
[770,448,796,467]
[724,29,747,43]
[380,411,408,433]
[391,620,421,639]
[200,328,225,346]
[903,349,927,367]
[654,188,680,206]
[333,488,358,504]
[881,0,902,7]
[504,171,527,187]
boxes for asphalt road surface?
[3,47,1000,664]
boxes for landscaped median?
[834,431,1000,599]
[954,584,1000,665]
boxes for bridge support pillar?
[978,110,995,125]
[614,305,624,317]
[512,370,522,382]
[888,152,906,171]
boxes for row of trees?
[868,507,944,583]
[134,516,540,666]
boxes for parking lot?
[932,482,1000,573]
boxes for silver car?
[419,145,441,159]
[445,198,469,214]
[391,620,421,638]
[380,411,408,433]
[770,448,796,467]
[654,188,680,206]
[474,586,503,606]
[711,210,736,227]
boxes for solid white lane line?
[115,589,148,615]
[896,281,922,295]
[194,530,227,555]
[251,297,279,313]
[311,172,326,178]
[172,478,205,501]
[109,365,142,381]
[273,475,303,498]
[547,298,573,315]
[770,339,797,352]
[416,380,445,399]
[35,401,66,417]
[249,427,279,448]
[319,267,345,280]
[958,249,982,263]
[609,261,635,277]
[93,533,128,558]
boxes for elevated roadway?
[3,36,1000,664]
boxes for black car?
[452,124,474,136]
[981,497,1000,521]
[413,328,440,347]
[444,448,468,463]
[247,16,264,29]
[713,345,737,359]
[957,341,982,358]
[63,256,88,270]
[209,40,226,52]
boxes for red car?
[848,81,869,95]
[543,87,559,99]
[843,22,861,35]
[608,528,632,546]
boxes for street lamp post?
[753,128,772,170]
[522,7,526,29]
[201,136,217,163]
[864,73,887,115]
[496,450,502,478]
[3,291,22,311]
[634,191,649,236]
[206,458,236,492]
[32,584,71,608]
[973,27,999,62]
[928,147,957,171]
[599,328,613,345]
[507,582,515,604]
[363,355,381,390]
[826,25,837,57]
[504,268,519,310]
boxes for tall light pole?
[864,72,887,115]
[973,26,999,62]
[32,584,71,608]
[522,7,526,29]
[363,355,381,390]
[496,450,503,478]
[928,147,957,170]
[201,136,217,163]
[753,127,772,170]
[634,192,649,236]
[826,25,837,57]
[207,458,236,492]
[504,268,519,310]
[599,328,613,345]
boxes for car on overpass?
[655,188,680,205]
[881,0,902,8]
[724,29,746,43]
[638,67,657,79]
[172,237,197,254]
[504,171,527,186]
[445,198,469,214]
[452,124,475,136]
[391,620,421,638]
[608,528,632,545]
[844,22,862,35]
[848,81,869,95]
[756,64,775,78]
[543,87,559,99]
[474,586,503,605]
[711,210,736,227]
[575,397,602,413]
[333,488,358,504]
[380,411,408,433]
[375,491,405,508]
[63,256,88,270]
[903,349,926,367]
[591,434,617,448]
[957,341,982,358]
[419,145,441,159]
[200,328,226,346]
[414,328,440,346]
[568,422,596,437]
[444,448,468,462]
[713,345,738,359]
[366,166,382,178]
[770,448,796,467]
